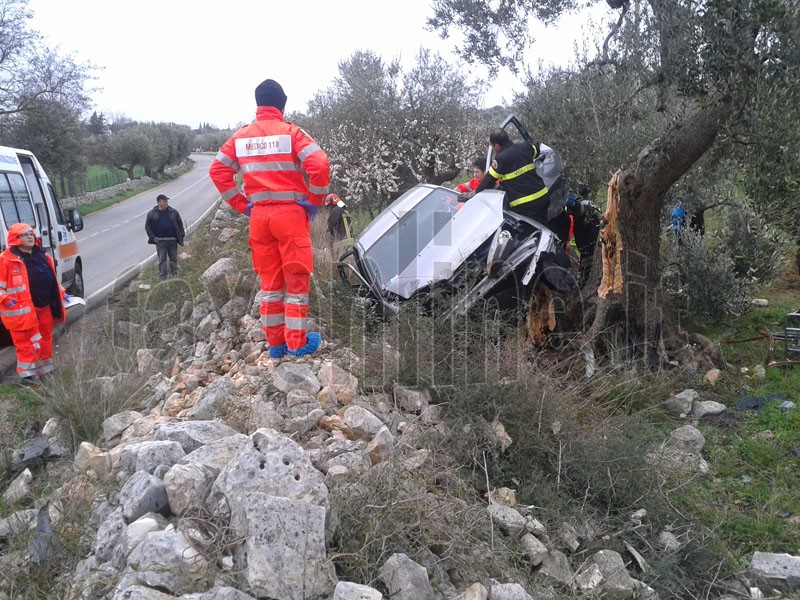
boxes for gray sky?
[28,0,605,129]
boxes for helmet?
[324,193,340,207]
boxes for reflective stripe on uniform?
[491,161,536,182]
[261,313,285,327]
[509,187,550,207]
[257,290,285,302]
[308,183,329,195]
[3,285,26,294]
[285,316,307,329]
[30,333,42,342]
[241,161,300,174]
[36,359,54,375]
[298,144,322,163]
[343,212,353,239]
[250,190,307,203]
[285,293,309,305]
[215,151,239,170]
[221,187,241,201]
[0,306,32,317]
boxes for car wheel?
[67,264,85,298]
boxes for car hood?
[355,186,505,299]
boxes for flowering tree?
[305,49,487,217]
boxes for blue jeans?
[156,239,178,280]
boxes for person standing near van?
[0,223,67,385]
[145,194,185,280]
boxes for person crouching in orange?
[0,223,67,385]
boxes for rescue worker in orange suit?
[463,128,571,244]
[455,157,486,195]
[209,79,330,359]
[0,223,67,385]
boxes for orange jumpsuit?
[209,106,330,351]
[0,224,66,377]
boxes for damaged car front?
[336,182,573,325]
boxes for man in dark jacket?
[145,194,185,280]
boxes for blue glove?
[244,202,253,217]
[4,298,17,308]
[566,193,578,210]
[296,200,320,221]
[64,294,72,302]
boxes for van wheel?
[68,264,85,298]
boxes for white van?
[0,145,85,301]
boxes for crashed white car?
[336,182,576,323]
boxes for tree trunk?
[579,95,734,366]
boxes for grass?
[76,181,162,216]
[657,263,800,591]
[54,165,146,197]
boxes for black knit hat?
[255,79,287,111]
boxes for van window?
[48,183,67,225]
[0,172,36,227]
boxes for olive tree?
[305,50,404,218]
[305,49,485,217]
[1,97,87,194]
[428,0,800,364]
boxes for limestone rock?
[378,553,434,600]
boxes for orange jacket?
[456,177,480,194]
[209,106,330,214]
[0,224,66,332]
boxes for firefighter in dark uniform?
[464,128,570,244]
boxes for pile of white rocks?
[1,208,797,599]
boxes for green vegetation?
[75,180,162,216]
[1,199,798,598]
[54,165,146,198]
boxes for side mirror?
[66,209,84,233]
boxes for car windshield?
[363,187,461,288]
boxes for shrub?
[722,203,787,284]
[662,228,750,322]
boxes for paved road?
[0,153,222,377]
[80,153,220,304]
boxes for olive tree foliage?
[0,0,92,117]
[140,123,194,177]
[513,65,668,196]
[194,130,234,153]
[737,32,800,246]
[428,0,800,364]
[1,97,86,191]
[396,50,486,186]
[304,49,485,217]
[89,122,192,181]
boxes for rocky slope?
[1,207,797,600]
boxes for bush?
[722,203,787,284]
[662,228,751,322]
